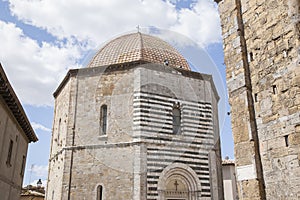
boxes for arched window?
[97,185,103,200]
[100,105,107,135]
[172,104,181,134]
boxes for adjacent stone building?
[46,32,223,199]
[222,159,238,200]
[0,63,38,200]
[215,0,300,199]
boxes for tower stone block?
[215,0,300,199]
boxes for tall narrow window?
[20,155,26,176]
[272,85,278,94]
[57,118,61,144]
[97,185,103,200]
[6,139,13,166]
[100,105,107,135]
[254,93,258,102]
[248,52,254,62]
[52,190,55,200]
[284,135,289,147]
[172,104,181,134]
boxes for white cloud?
[1,0,222,106]
[28,164,48,178]
[31,122,51,133]
[170,0,221,47]
[0,21,82,106]
[8,0,221,48]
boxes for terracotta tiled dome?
[87,32,190,70]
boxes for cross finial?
[174,180,179,191]
[136,25,140,33]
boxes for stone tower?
[215,0,300,199]
[46,32,223,200]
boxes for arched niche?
[157,163,202,200]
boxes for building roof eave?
[0,63,38,142]
[53,69,78,98]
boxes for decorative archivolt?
[157,163,202,200]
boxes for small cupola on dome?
[87,32,190,70]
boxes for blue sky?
[0,0,233,187]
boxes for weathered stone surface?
[46,61,223,199]
[216,0,300,199]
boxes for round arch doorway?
[157,163,202,200]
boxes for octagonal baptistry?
[87,32,190,70]
[47,31,223,200]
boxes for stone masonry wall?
[46,75,73,200]
[47,63,223,200]
[0,97,29,200]
[133,64,223,200]
[47,66,136,200]
[216,0,300,199]
[68,67,136,199]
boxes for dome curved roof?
[87,32,190,70]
